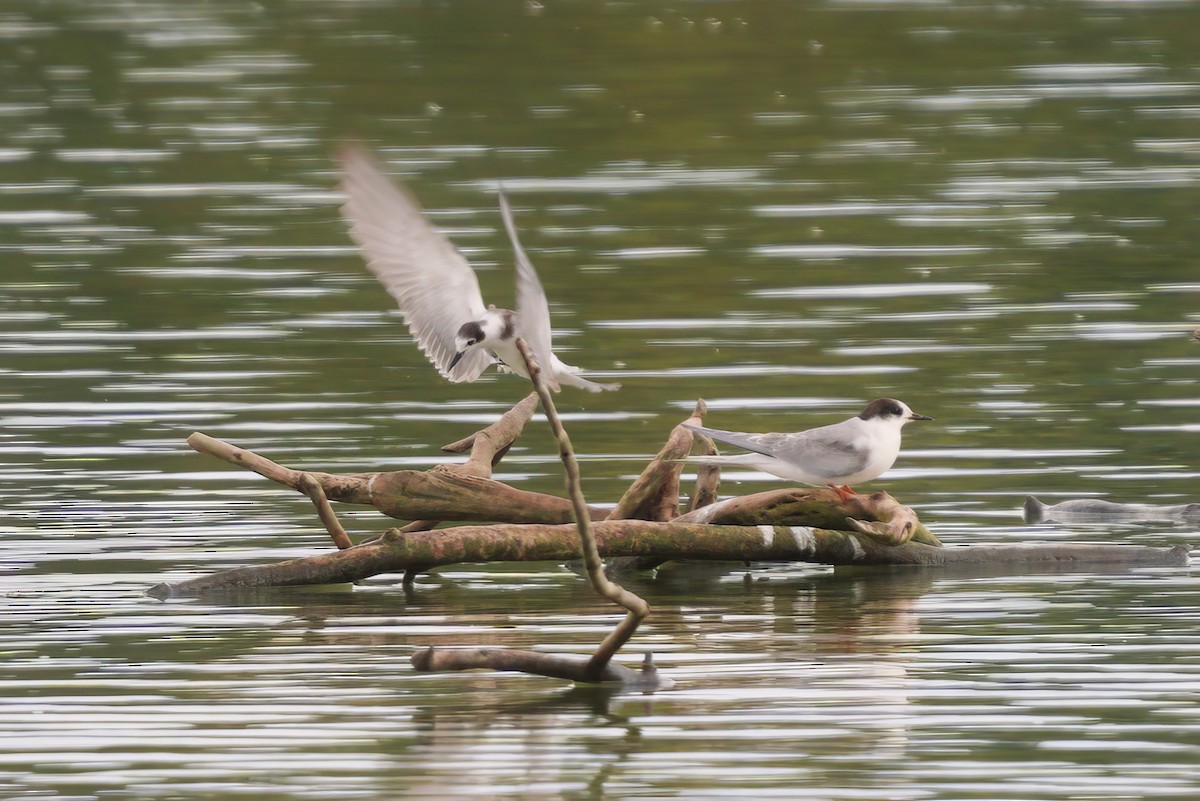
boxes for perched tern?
[339,146,619,393]
[684,398,931,498]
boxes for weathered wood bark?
[686,424,721,513]
[296,472,353,549]
[675,488,941,547]
[147,520,1189,597]
[437,392,539,478]
[612,484,935,574]
[608,399,709,522]
[364,469,604,523]
[186,394,607,531]
[604,412,723,574]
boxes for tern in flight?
[340,146,619,393]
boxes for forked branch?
[410,339,659,687]
[186,393,604,548]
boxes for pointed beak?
[909,412,933,421]
[448,351,465,371]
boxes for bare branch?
[186,432,605,526]
[297,473,353,549]
[513,338,650,680]
[440,392,539,477]
[411,646,672,690]
[608,398,710,522]
[685,404,721,513]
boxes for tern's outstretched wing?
[340,146,494,382]
[497,190,559,391]
[684,423,869,481]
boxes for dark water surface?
[2,1,1199,798]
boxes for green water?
[2,1,1199,798]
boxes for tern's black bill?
[909,412,934,421]
[448,351,464,371]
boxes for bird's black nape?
[457,320,486,344]
[858,398,907,420]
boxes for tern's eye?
[465,338,477,347]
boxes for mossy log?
[149,519,1188,597]
[677,487,941,547]
[166,395,1190,600]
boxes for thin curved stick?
[514,338,651,680]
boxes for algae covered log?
[148,520,1188,597]
[675,487,940,547]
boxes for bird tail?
[543,354,620,392]
[681,453,761,468]
[556,371,621,393]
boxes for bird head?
[449,321,487,370]
[860,398,933,427]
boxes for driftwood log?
[152,382,1192,686]
[156,397,1190,598]
[186,392,607,529]
[150,519,1190,594]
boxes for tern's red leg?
[828,484,858,502]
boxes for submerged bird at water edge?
[339,146,620,393]
[683,398,932,499]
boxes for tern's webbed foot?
[828,484,858,503]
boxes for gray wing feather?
[340,146,494,382]
[498,190,559,391]
[684,422,869,481]
[683,424,780,457]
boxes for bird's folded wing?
[767,428,870,481]
[498,190,559,391]
[684,425,779,457]
[685,424,868,481]
[340,145,494,382]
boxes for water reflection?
[3,0,1200,797]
